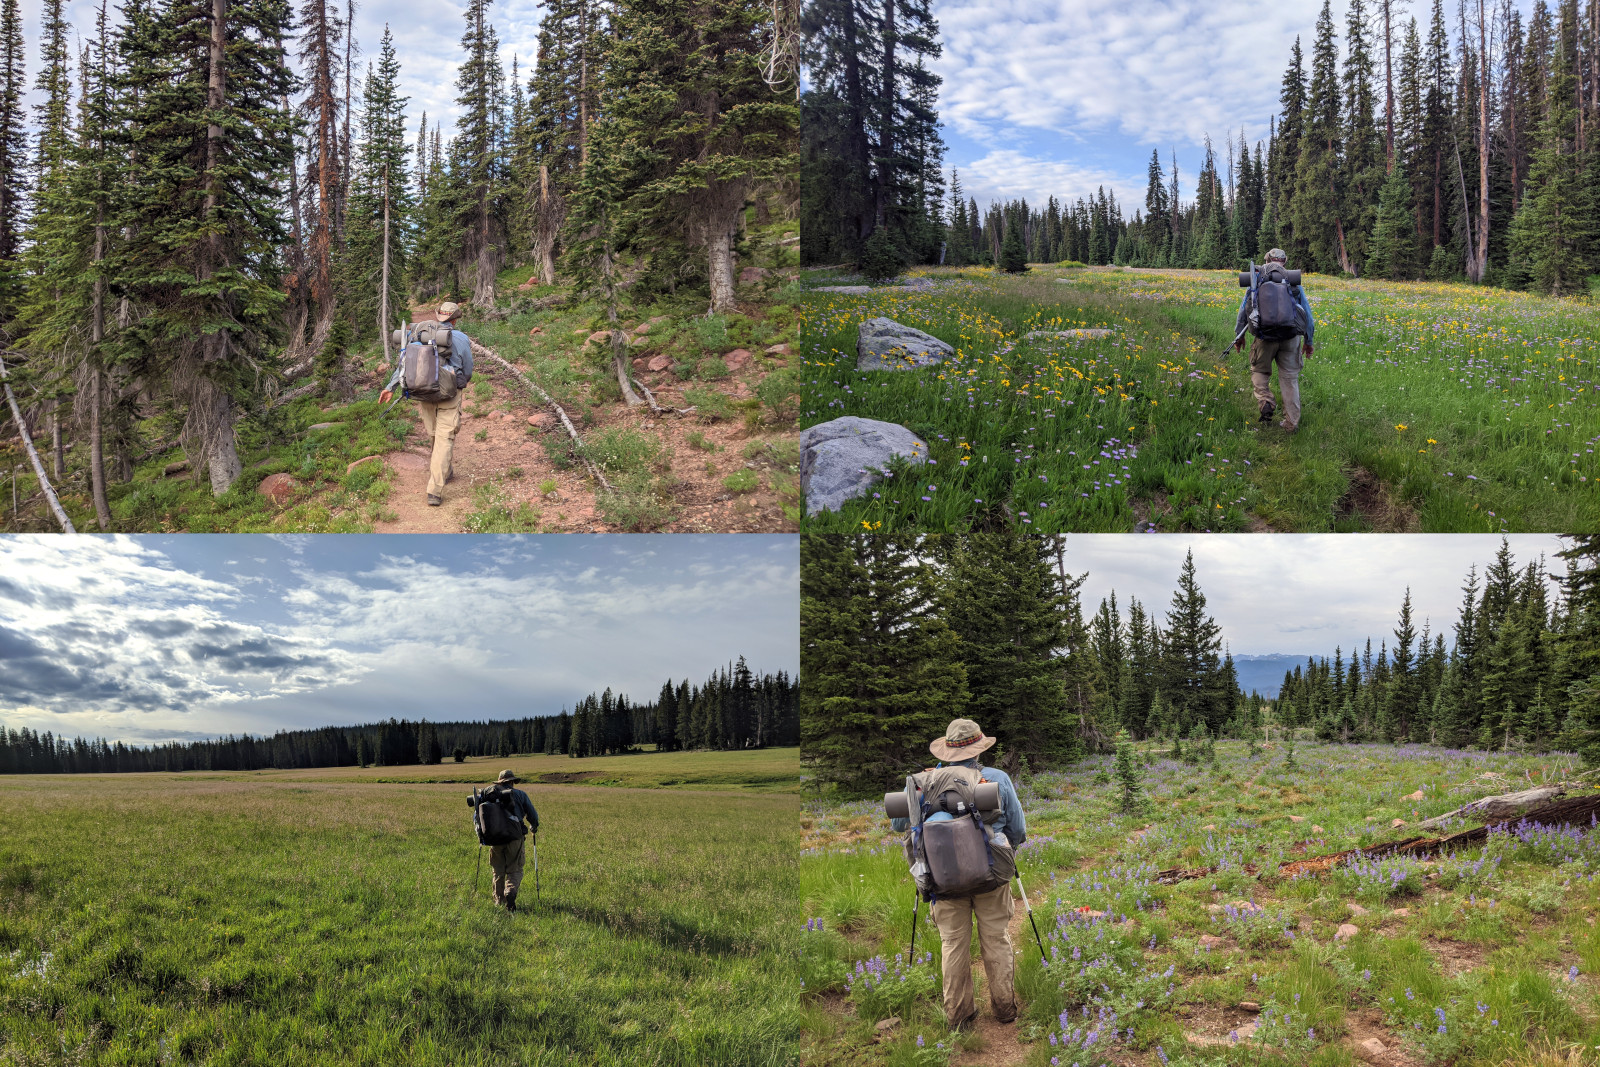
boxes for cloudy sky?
[0,535,798,745]
[1065,534,1569,658]
[934,0,1538,211]
[21,0,544,142]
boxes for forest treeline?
[804,0,1599,295]
[800,533,1600,797]
[0,659,799,774]
[0,0,797,522]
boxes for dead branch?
[469,340,614,493]
[269,381,321,410]
[0,355,76,532]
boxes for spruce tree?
[998,215,1028,273]
[1294,0,1347,273]
[1113,728,1146,815]
[346,26,412,345]
[1366,159,1422,278]
[116,0,297,494]
[799,534,968,797]
[1162,550,1226,736]
[0,0,26,323]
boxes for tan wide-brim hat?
[438,301,461,320]
[929,718,996,762]
[496,769,521,783]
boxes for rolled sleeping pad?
[1239,269,1302,286]
[974,780,1000,813]
[885,790,909,820]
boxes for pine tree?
[116,0,297,494]
[346,26,412,346]
[998,214,1027,272]
[1162,550,1226,736]
[1113,728,1146,815]
[1294,1,1348,273]
[941,533,1076,768]
[945,170,973,266]
[0,0,27,323]
[1509,0,1595,295]
[1343,0,1385,273]
[455,0,506,306]
[799,534,968,797]
[1366,158,1422,278]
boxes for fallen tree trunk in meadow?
[470,340,614,494]
[1152,788,1600,886]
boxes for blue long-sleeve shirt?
[468,786,539,835]
[1235,276,1315,345]
[889,760,1027,848]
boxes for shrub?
[858,228,906,282]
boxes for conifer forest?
[0,0,802,533]
[803,0,1600,293]
[0,658,798,774]
[800,533,1600,798]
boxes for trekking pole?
[1015,872,1048,965]
[474,843,483,896]
[532,840,540,905]
[908,891,920,960]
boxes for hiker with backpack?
[888,719,1028,1032]
[379,301,475,506]
[1232,248,1316,432]
[467,769,539,911]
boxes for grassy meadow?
[0,748,800,1066]
[802,741,1600,1067]
[800,266,1597,532]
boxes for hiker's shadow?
[537,899,754,959]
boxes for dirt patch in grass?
[1344,1010,1426,1066]
[1334,466,1421,532]
[1426,937,1491,978]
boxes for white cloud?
[950,149,1146,213]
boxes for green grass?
[1,749,801,1065]
[803,740,1600,1066]
[800,265,1598,532]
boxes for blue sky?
[1067,534,1568,658]
[0,535,798,745]
[21,0,545,146]
[935,0,1538,212]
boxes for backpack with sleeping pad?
[471,784,526,846]
[1243,263,1307,341]
[888,765,1015,902]
[400,320,461,402]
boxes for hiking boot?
[506,892,517,912]
[427,494,442,506]
[950,1011,979,1033]
[1278,419,1298,434]
[1258,399,1275,422]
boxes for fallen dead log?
[1417,785,1565,829]
[470,340,614,494]
[0,354,75,532]
[1153,790,1600,885]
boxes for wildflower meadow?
[801,740,1600,1066]
[801,266,1597,533]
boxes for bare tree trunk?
[1474,0,1491,283]
[1383,0,1395,168]
[875,0,896,229]
[89,206,110,529]
[49,409,62,478]
[284,107,311,368]
[306,0,340,364]
[708,226,738,314]
[601,223,642,407]
[534,164,560,286]
[199,0,240,495]
[380,160,391,362]
[578,0,591,165]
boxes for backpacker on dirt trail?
[891,765,1015,901]
[398,319,468,402]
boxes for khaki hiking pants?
[1250,335,1304,429]
[418,393,462,497]
[932,883,1017,1026]
[490,836,526,904]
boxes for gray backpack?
[896,765,1015,901]
[400,321,460,402]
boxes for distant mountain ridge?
[1232,654,1322,698]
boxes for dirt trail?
[950,888,1037,1067]
[363,340,794,533]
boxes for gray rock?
[856,317,954,370]
[813,285,873,295]
[800,417,928,516]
